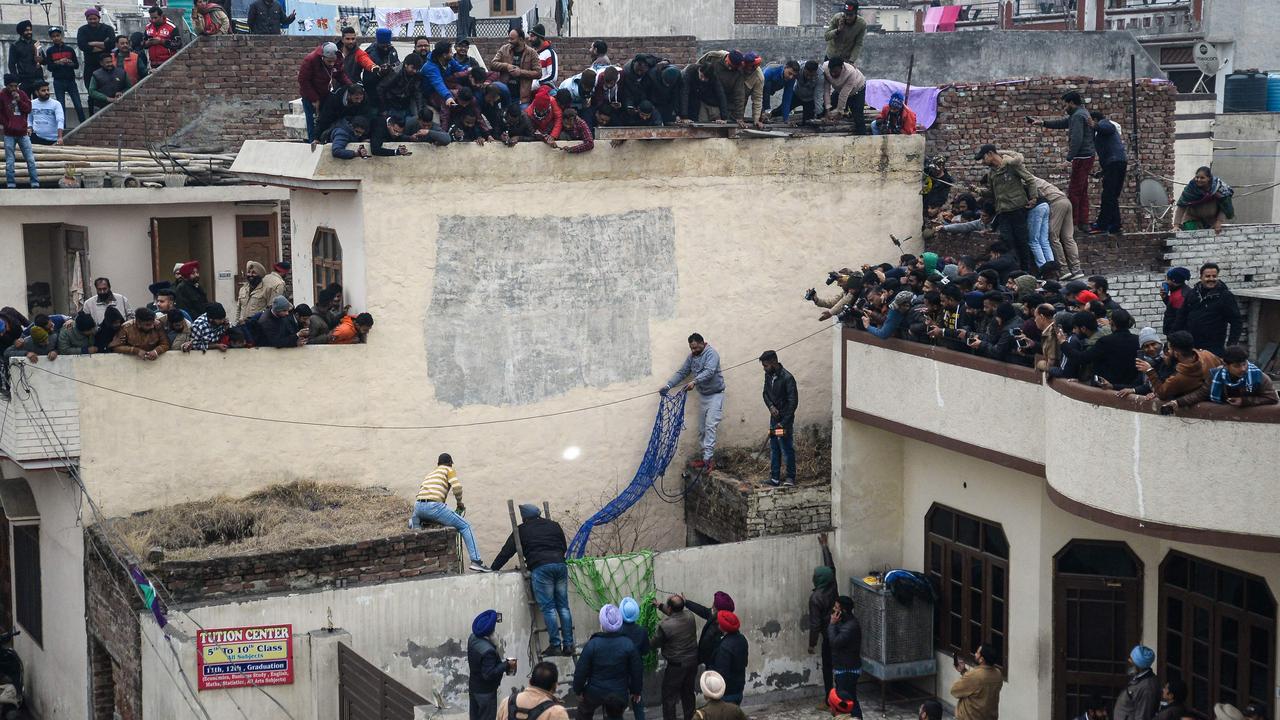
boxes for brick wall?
[151,526,456,604]
[686,474,831,544]
[734,0,779,25]
[65,34,697,151]
[84,529,143,720]
[925,77,1177,233]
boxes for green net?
[567,552,660,671]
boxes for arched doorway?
[1053,540,1143,720]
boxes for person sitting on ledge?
[1164,345,1278,410]
[1173,166,1233,234]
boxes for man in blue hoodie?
[760,61,799,122]
[660,333,725,471]
[574,604,642,719]
[469,609,515,720]
[619,597,651,720]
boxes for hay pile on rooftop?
[108,481,413,563]
[714,424,831,486]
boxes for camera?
[804,288,817,302]
[495,612,503,623]
[825,271,842,286]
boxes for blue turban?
[599,604,623,633]
[375,27,392,43]
[1130,645,1154,670]
[472,609,498,637]
[620,597,640,623]
[519,504,541,520]
[964,291,986,310]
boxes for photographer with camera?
[950,644,1003,720]
[469,609,517,720]
[809,269,862,321]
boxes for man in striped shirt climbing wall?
[409,453,492,573]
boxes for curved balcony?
[840,328,1280,550]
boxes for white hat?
[321,42,338,58]
[1216,704,1246,720]
[173,262,184,275]
[699,670,725,701]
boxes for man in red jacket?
[1,74,38,188]
[143,6,181,66]
[298,42,350,142]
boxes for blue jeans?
[4,135,37,188]
[531,563,574,648]
[411,501,481,563]
[699,392,725,461]
[1026,201,1054,267]
[54,78,86,122]
[769,425,795,481]
[302,98,317,142]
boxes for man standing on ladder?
[659,333,725,472]
[492,504,575,656]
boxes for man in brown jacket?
[496,661,568,720]
[109,307,170,360]
[490,28,541,104]
[950,644,1003,720]
[1139,330,1221,402]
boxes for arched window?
[312,228,342,300]
[925,503,1009,657]
[1160,552,1276,715]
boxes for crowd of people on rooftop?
[278,1,920,159]
[814,247,1276,410]
[0,260,374,398]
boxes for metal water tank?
[1224,71,1269,113]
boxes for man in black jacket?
[254,295,306,348]
[826,596,863,717]
[1060,308,1141,388]
[709,612,748,705]
[975,242,1020,285]
[760,350,799,486]
[469,609,515,720]
[1174,262,1242,357]
[316,83,374,140]
[492,504,574,656]
[9,21,44,96]
[808,534,837,701]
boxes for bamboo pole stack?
[0,146,239,186]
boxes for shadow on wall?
[426,208,679,407]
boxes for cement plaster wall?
[63,135,922,557]
[140,533,835,719]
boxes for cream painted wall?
[141,533,832,718]
[1,462,89,720]
[78,136,923,558]
[884,436,1280,719]
[0,187,288,317]
[843,339,1046,466]
[1043,389,1280,539]
[286,189,364,311]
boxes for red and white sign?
[196,624,294,691]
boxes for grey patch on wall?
[427,209,679,406]
[399,639,470,704]
[759,620,782,638]
[763,668,811,690]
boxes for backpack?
[506,687,561,720]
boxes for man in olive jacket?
[760,350,799,486]
[824,2,867,65]
[950,644,1003,720]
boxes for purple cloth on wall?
[864,79,943,130]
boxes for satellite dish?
[1194,42,1222,76]
[1139,178,1170,210]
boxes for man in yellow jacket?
[950,644,1003,720]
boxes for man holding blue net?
[659,333,725,472]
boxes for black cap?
[974,143,997,161]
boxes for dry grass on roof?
[714,424,832,486]
[107,481,414,563]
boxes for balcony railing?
[841,328,1280,549]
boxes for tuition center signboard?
[196,624,294,691]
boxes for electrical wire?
[19,323,837,431]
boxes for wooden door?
[1053,541,1143,720]
[337,642,428,720]
[234,214,279,295]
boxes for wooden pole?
[904,52,915,108]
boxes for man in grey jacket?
[1029,91,1095,232]
[1113,645,1159,720]
[659,332,725,470]
[653,594,699,720]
